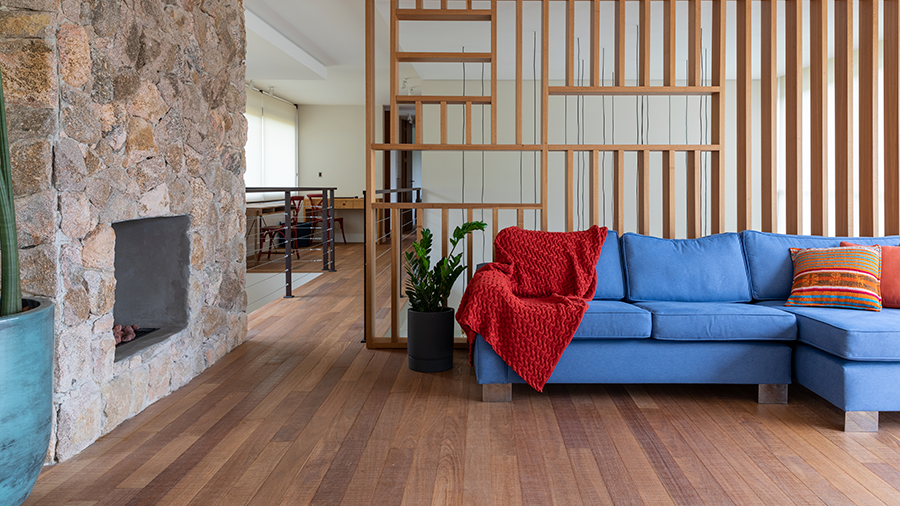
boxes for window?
[245,89,298,201]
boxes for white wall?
[298,104,382,243]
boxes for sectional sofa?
[472,230,900,432]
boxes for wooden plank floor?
[25,243,900,505]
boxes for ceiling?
[245,0,880,106]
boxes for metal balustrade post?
[283,190,294,298]
[328,189,336,271]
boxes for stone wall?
[1,0,248,462]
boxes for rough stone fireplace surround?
[3,0,249,461]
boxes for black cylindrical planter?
[407,308,455,372]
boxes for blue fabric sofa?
[472,230,900,432]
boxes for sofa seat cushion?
[758,300,900,361]
[573,301,652,340]
[634,301,797,341]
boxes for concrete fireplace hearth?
[3,0,249,462]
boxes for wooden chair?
[257,196,305,261]
[306,193,347,244]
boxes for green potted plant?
[0,69,56,505]
[404,221,485,372]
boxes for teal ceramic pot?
[0,298,55,506]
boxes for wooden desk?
[245,201,286,217]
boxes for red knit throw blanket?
[456,226,607,391]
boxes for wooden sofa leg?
[845,411,879,432]
[758,384,788,404]
[483,383,512,403]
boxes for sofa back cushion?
[621,233,751,302]
[742,231,900,300]
[593,230,626,300]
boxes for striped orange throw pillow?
[785,245,883,311]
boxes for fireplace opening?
[112,216,190,361]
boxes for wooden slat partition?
[467,208,474,281]
[662,151,676,238]
[365,0,900,345]
[736,0,751,232]
[614,150,625,233]
[491,0,498,144]
[390,208,400,343]
[760,0,778,233]
[785,0,802,235]
[566,150,575,231]
[591,150,600,227]
[835,0,854,236]
[615,0,625,86]
[888,0,900,235]
[638,150,650,235]
[860,0,880,236]
[516,0,523,145]
[686,151,702,239]
[639,0,650,87]
[711,0,725,234]
[810,0,828,236]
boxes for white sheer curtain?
[244,89,298,202]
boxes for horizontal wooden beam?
[396,95,492,104]
[372,202,543,210]
[396,52,491,63]
[549,86,720,96]
[371,144,721,152]
[396,9,492,21]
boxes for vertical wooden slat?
[416,0,423,9]
[491,0,498,144]
[835,0,854,236]
[591,0,600,86]
[615,0,625,86]
[688,0,701,86]
[614,150,625,233]
[664,0,677,87]
[541,150,549,231]
[542,0,550,144]
[516,0,523,145]
[566,150,575,232]
[761,0,778,233]
[442,208,449,260]
[517,209,525,228]
[440,101,448,145]
[887,0,900,235]
[467,208,474,282]
[365,0,376,346]
[441,0,448,9]
[492,208,500,259]
[390,208,400,343]
[686,151,702,238]
[662,151,676,238]
[591,150,600,226]
[860,0,880,236]
[542,0,549,231]
[638,150,650,235]
[736,0,752,231]
[567,0,575,87]
[710,0,725,234]
[466,102,473,144]
[390,0,399,145]
[415,101,423,145]
[639,0,650,87]
[810,0,828,236]
[785,0,802,235]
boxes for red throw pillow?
[841,242,900,309]
[493,226,607,299]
